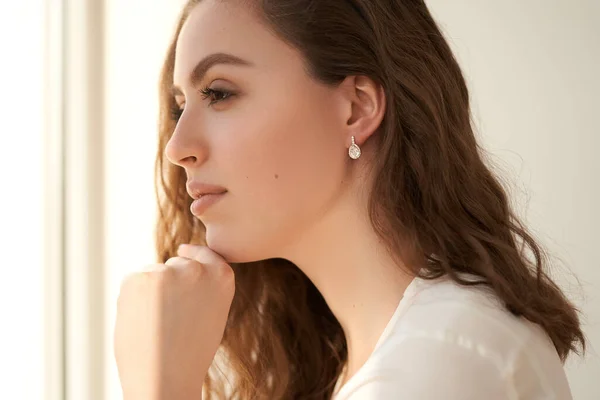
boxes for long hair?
[154,1,586,398]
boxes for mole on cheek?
[274,174,279,179]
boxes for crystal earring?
[348,136,361,160]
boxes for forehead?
[173,0,298,87]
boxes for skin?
[165,0,415,389]
[115,246,235,399]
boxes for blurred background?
[0,0,598,398]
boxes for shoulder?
[397,273,538,351]
[335,274,573,400]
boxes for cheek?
[238,94,342,205]
[211,90,345,250]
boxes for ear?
[338,75,386,148]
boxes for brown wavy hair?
[154,0,586,398]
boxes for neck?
[278,181,415,376]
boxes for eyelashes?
[170,105,184,121]
[169,86,235,122]
[199,87,234,105]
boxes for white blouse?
[331,273,573,399]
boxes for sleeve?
[342,335,516,400]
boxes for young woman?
[114,0,586,399]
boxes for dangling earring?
[348,136,361,160]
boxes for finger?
[165,256,193,269]
[141,264,168,273]
[177,244,227,265]
[177,244,235,282]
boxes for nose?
[164,121,207,169]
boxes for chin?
[204,224,268,264]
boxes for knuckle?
[214,263,235,289]
[188,262,206,280]
[218,262,235,279]
[140,266,172,290]
[165,256,189,268]
[158,265,176,281]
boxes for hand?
[114,244,236,400]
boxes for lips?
[190,192,226,216]
[186,181,228,200]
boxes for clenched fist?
[114,244,235,400]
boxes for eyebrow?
[171,52,254,97]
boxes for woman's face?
[166,0,352,263]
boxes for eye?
[199,87,234,107]
[168,86,235,122]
